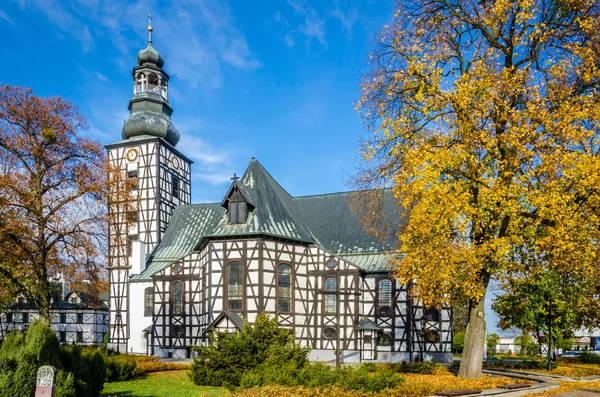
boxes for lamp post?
[420,315,427,362]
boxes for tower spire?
[147,14,153,44]
[121,23,180,146]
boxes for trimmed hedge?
[580,352,600,364]
[394,361,440,374]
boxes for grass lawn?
[102,366,518,397]
[101,370,226,397]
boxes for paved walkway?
[551,389,600,396]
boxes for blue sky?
[0,0,395,202]
[0,0,508,335]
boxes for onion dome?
[122,109,180,146]
[136,26,165,67]
[121,21,180,147]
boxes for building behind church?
[0,276,108,346]
[106,25,452,363]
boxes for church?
[106,25,452,363]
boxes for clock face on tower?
[126,148,139,162]
[171,156,180,170]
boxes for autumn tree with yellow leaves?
[356,0,600,378]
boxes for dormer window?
[229,201,246,224]
[221,176,253,225]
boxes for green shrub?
[394,361,439,374]
[360,362,377,373]
[513,359,557,370]
[337,366,404,393]
[0,320,107,397]
[190,313,310,388]
[580,352,600,364]
[296,362,338,387]
[103,353,141,382]
[55,370,77,397]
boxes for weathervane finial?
[147,14,153,44]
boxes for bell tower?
[106,18,192,352]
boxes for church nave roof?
[133,158,400,280]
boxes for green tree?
[514,334,536,357]
[492,250,599,368]
[486,334,500,355]
[453,331,466,354]
[356,0,600,378]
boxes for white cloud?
[286,0,327,48]
[17,0,93,51]
[284,34,295,48]
[331,6,360,35]
[178,134,226,165]
[17,0,261,90]
[0,9,15,26]
[94,72,110,83]
[194,171,236,185]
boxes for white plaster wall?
[129,281,153,354]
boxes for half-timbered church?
[106,26,452,363]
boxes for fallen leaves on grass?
[222,373,519,397]
[135,355,191,373]
[521,380,600,396]
[520,363,600,378]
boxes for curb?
[483,368,600,383]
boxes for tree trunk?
[458,295,487,379]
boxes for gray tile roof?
[132,158,400,280]
[203,310,245,335]
[357,316,383,331]
[295,189,399,255]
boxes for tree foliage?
[492,239,600,351]
[453,331,466,353]
[486,333,500,354]
[514,334,536,356]
[356,0,600,378]
[0,85,133,319]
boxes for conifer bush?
[190,313,405,392]
[190,313,310,388]
[0,320,107,397]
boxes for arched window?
[136,73,146,93]
[425,308,440,322]
[148,73,159,93]
[278,264,292,313]
[425,330,441,343]
[324,277,337,313]
[379,333,393,346]
[171,281,184,315]
[377,279,393,316]
[227,262,243,311]
[144,287,153,317]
